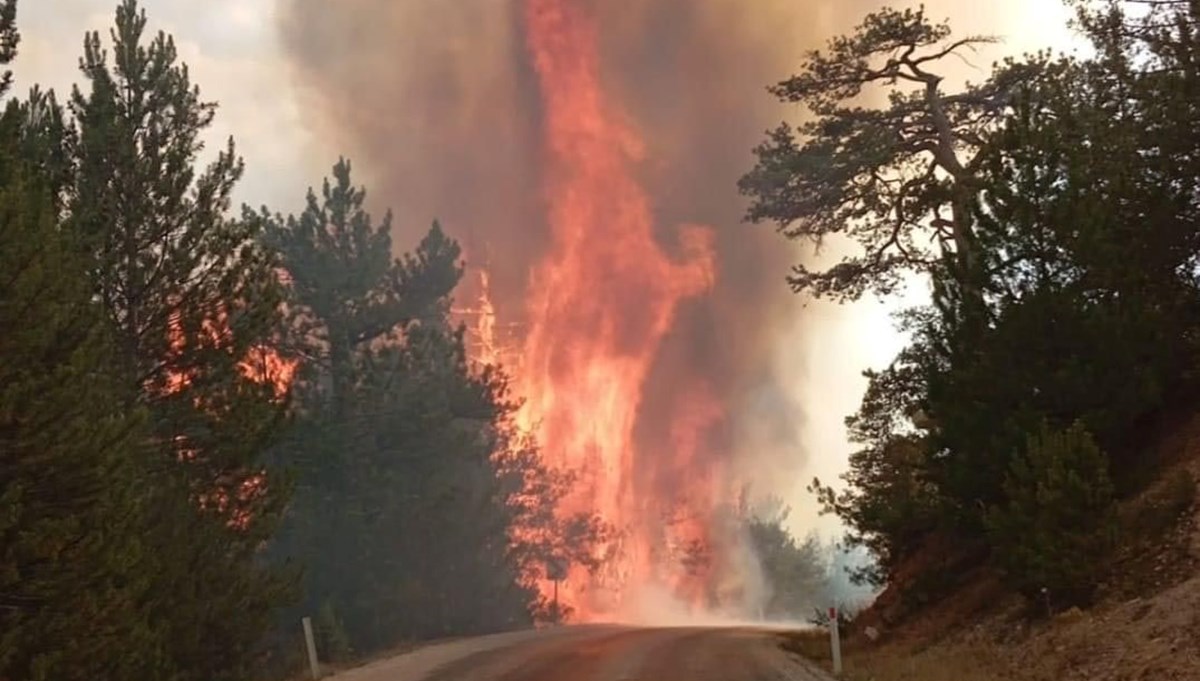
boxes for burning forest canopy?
[3,0,1120,678]
[270,0,1060,618]
[274,0,881,621]
[272,0,1064,621]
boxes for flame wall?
[275,0,878,620]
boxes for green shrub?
[316,600,353,663]
[985,421,1118,610]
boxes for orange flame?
[456,265,504,369]
[158,303,296,531]
[239,344,298,398]
[520,0,721,619]
[159,304,297,400]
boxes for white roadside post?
[828,606,843,676]
[302,616,321,679]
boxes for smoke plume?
[276,0,881,619]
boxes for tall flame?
[520,0,723,619]
[274,0,1072,627]
[457,266,504,369]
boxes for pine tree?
[64,2,293,677]
[737,6,1055,303]
[745,504,834,618]
[811,337,943,586]
[262,160,554,649]
[0,0,15,97]
[0,6,167,677]
[7,86,73,208]
[985,421,1117,609]
[0,113,164,680]
[258,159,466,647]
[258,157,461,417]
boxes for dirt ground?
[818,446,1200,681]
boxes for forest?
[4,0,1198,679]
[740,0,1200,613]
[0,2,836,679]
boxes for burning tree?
[61,1,295,676]
[518,0,734,619]
[260,158,605,649]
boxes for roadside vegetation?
[747,0,1200,676]
[0,2,847,679]
[744,0,1200,616]
[0,1,601,678]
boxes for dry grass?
[835,643,1045,681]
[777,630,832,664]
[778,629,1037,681]
[781,570,1200,681]
[799,572,1200,681]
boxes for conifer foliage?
[766,0,1200,611]
[64,3,294,678]
[261,159,589,654]
[0,107,159,681]
[1,1,292,677]
[0,3,601,675]
[985,422,1117,606]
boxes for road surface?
[330,625,831,681]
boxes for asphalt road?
[330,625,831,681]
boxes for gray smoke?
[274,1,886,508]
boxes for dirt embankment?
[784,413,1200,681]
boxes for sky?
[15,0,1082,538]
[14,0,331,210]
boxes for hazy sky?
[16,0,1081,536]
[14,0,332,210]
[13,0,1079,215]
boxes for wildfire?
[160,304,297,399]
[158,303,296,531]
[276,0,835,626]
[455,265,505,369]
[239,344,298,398]
[518,0,722,619]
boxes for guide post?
[302,616,321,679]
[829,606,843,675]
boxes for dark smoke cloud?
[277,0,544,313]
[275,0,880,503]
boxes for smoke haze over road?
[273,0,1076,618]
